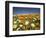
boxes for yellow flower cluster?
[13,14,40,31]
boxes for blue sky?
[13,7,40,15]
